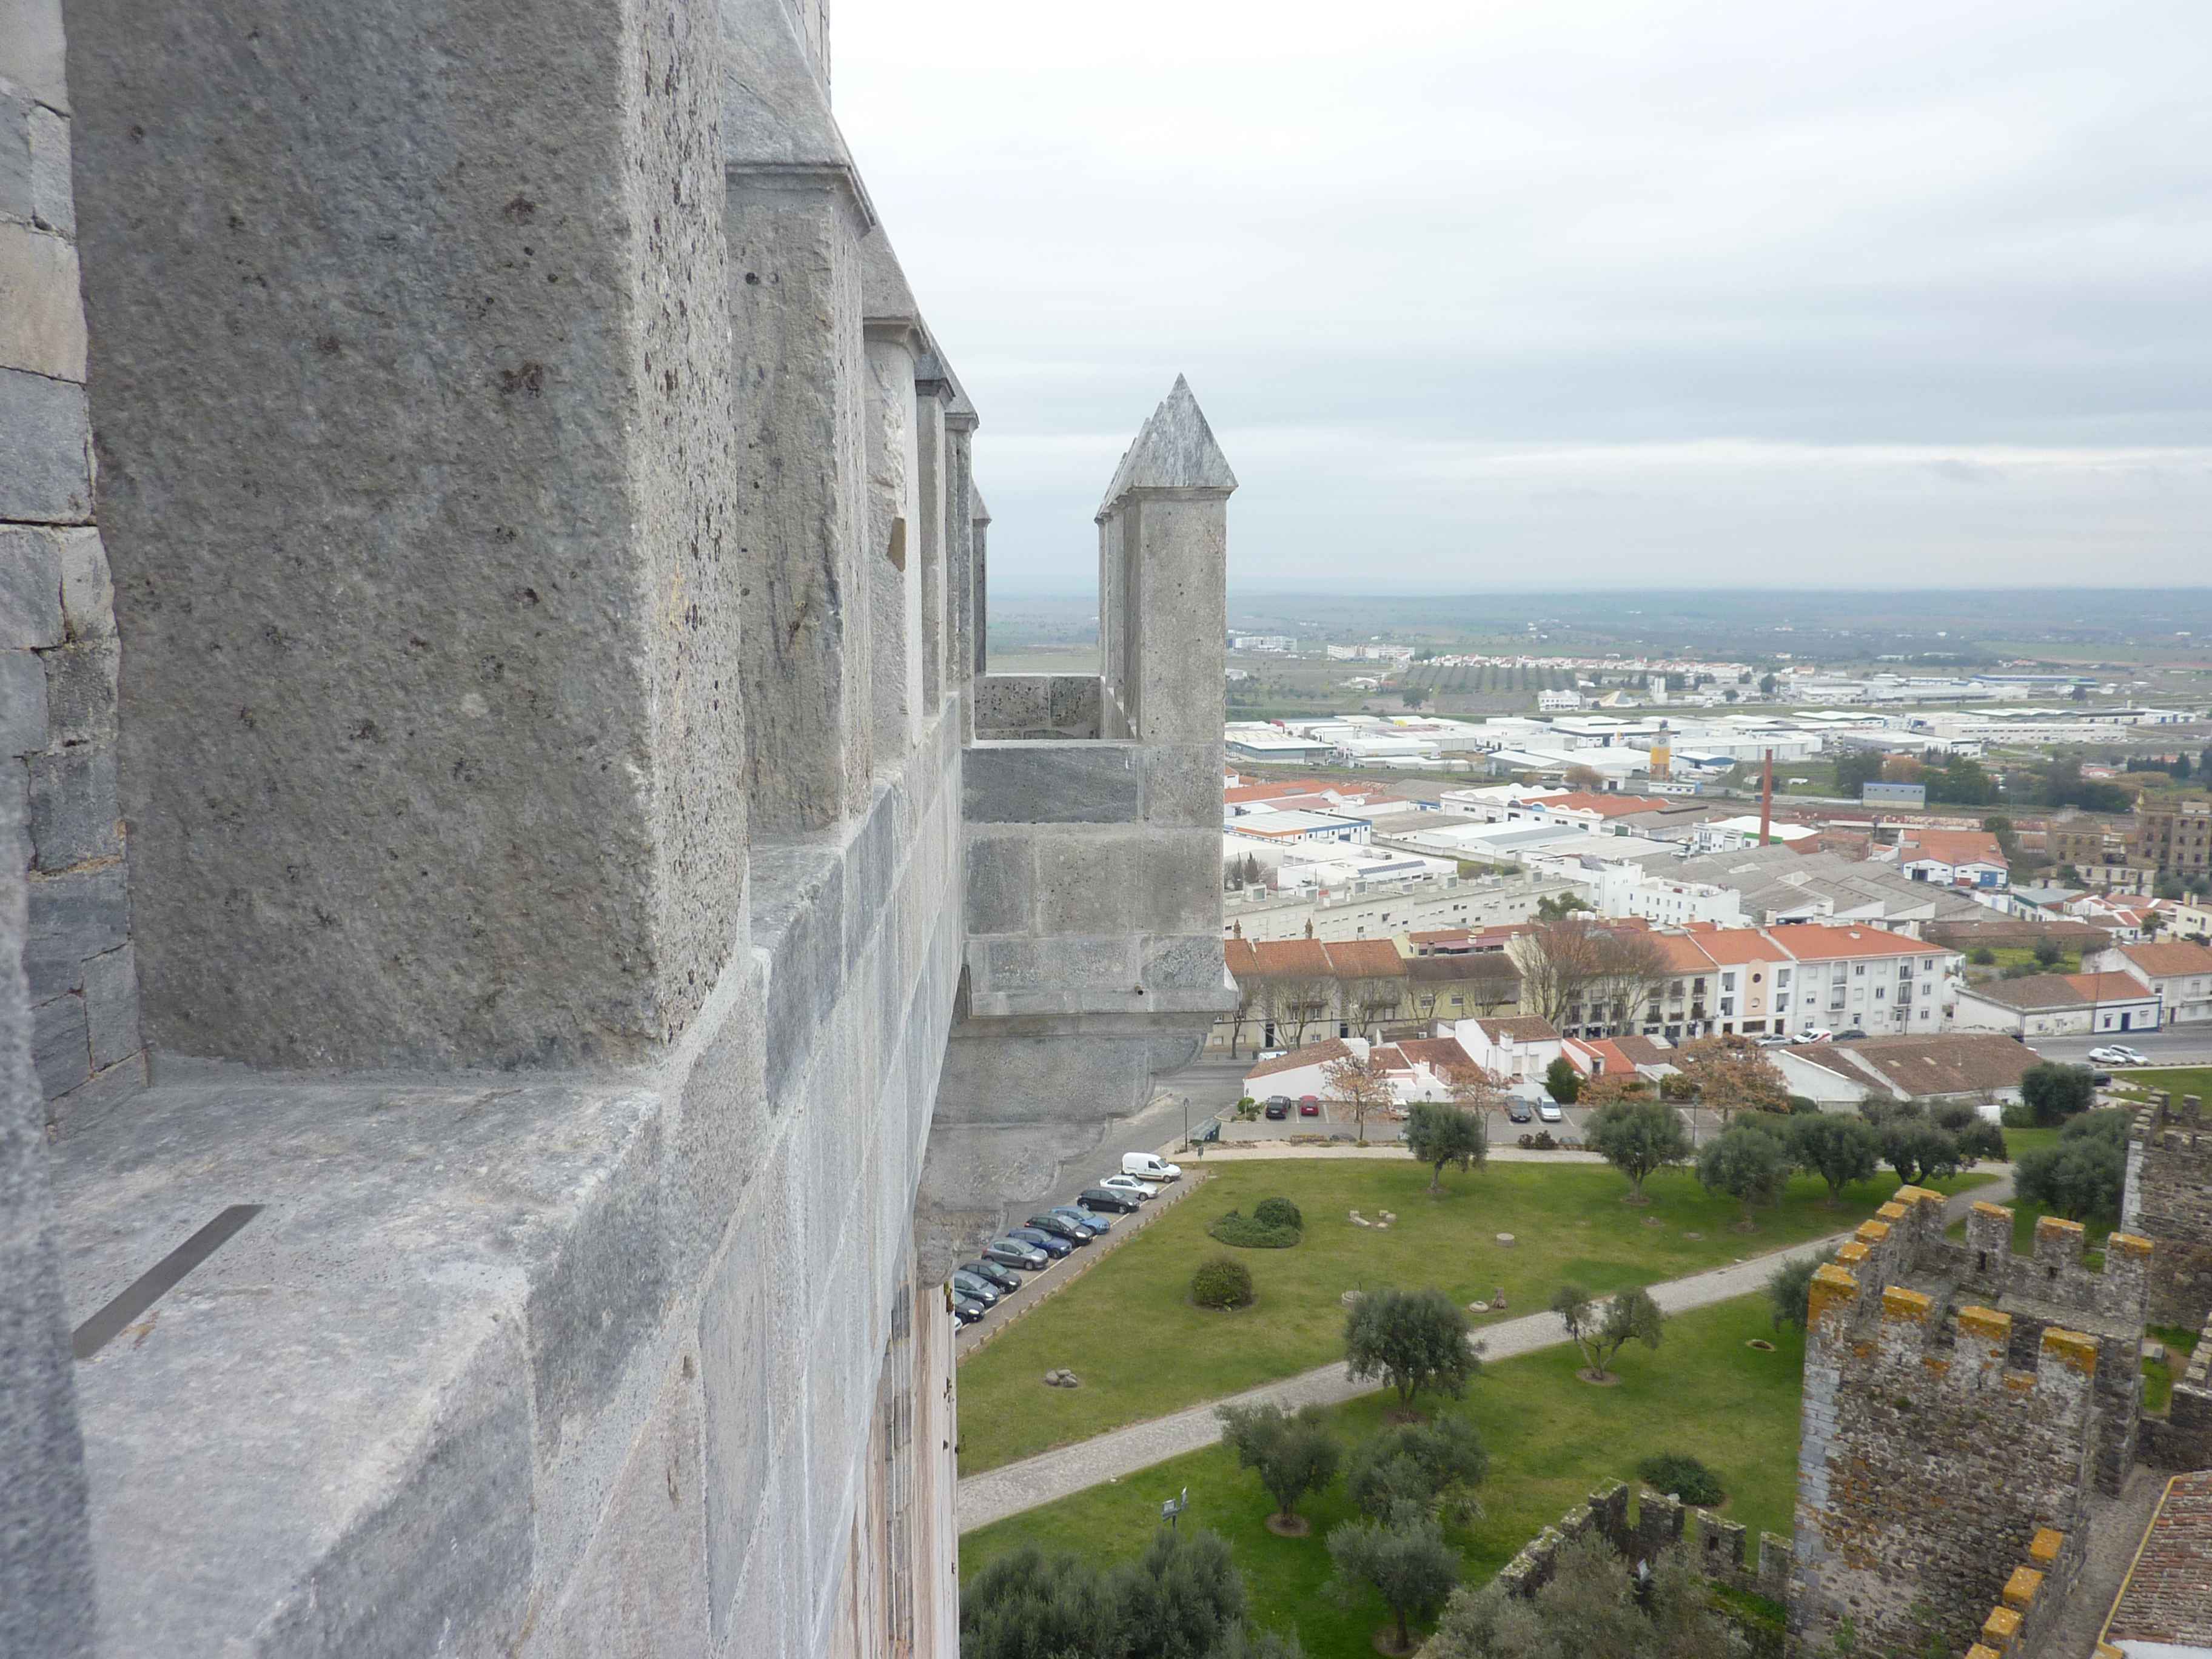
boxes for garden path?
[956,1173,2012,1529]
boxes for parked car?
[1097,1173,1159,1201]
[1050,1204,1112,1235]
[2090,1071,2114,1087]
[1081,1186,1142,1215]
[1009,1227,1073,1259]
[1298,1096,1321,1117]
[950,1270,1002,1307]
[959,1258,1024,1292]
[983,1237,1048,1271]
[1256,1049,1287,1061]
[1834,1029,1869,1041]
[1026,1213,1095,1247]
[1536,1100,1564,1124]
[1264,1094,1292,1120]
[1798,1028,1834,1044]
[2088,1045,2149,1067]
[1122,1152,1182,1183]
[951,1296,987,1326]
[1506,1100,1533,1124]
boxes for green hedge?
[1190,1256,1255,1309]
[1207,1207,1303,1249]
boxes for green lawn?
[1974,947,2083,974]
[960,1296,1805,1659]
[2114,1066,2212,1104]
[957,1157,1986,1475]
[1999,1126,2062,1161]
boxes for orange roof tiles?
[2063,972,2163,1004]
[2122,941,2212,976]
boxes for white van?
[1122,1151,1182,1184]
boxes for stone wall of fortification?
[2125,1091,2212,1329]
[2,0,143,1128]
[1789,1186,2151,1656]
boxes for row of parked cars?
[949,1154,1184,1325]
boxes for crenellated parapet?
[2124,1091,2212,1329]
[1789,1182,2148,1657]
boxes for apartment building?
[1627,924,1957,1043]
[2137,797,2212,880]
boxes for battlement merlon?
[1812,1265,2102,1401]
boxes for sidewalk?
[956,1173,2011,1530]
[1183,1143,1604,1164]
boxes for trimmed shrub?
[1637,1452,1725,1507]
[1253,1196,1304,1232]
[1191,1256,1256,1309]
[1208,1208,1303,1249]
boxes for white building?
[2083,940,2212,1026]
[1227,808,1372,847]
[1537,688,1583,711]
[1687,816,1820,855]
[1592,863,1744,927]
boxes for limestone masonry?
[0,1,1228,1654]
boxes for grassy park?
[961,1295,1805,1659]
[957,1155,1989,1475]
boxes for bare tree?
[1514,918,1667,1034]
[1350,973,1404,1039]
[1444,1063,1508,1137]
[1221,974,1259,1057]
[1273,976,1336,1048]
[1324,1051,1397,1147]
[1673,1034,1789,1127]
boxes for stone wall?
[1492,1480,1795,1610]
[1788,1187,2140,1655]
[2125,1091,2212,1329]
[2142,1304,2212,1472]
[2,0,142,1127]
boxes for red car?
[1297,1096,1321,1117]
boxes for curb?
[956,1171,1213,1362]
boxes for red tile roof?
[1393,1037,1476,1072]
[1770,925,1930,962]
[1475,1016,1562,1045]
[1246,1039,1352,1080]
[2063,972,2164,1004]
[2122,940,2212,977]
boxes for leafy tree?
[1759,672,1779,697]
[1344,1287,1480,1409]
[2016,1137,2127,1222]
[1878,1120,1961,1187]
[2031,934,2066,969]
[1407,1101,1489,1193]
[1426,1536,1732,1659]
[1786,1113,1882,1205]
[1550,1283,1664,1382]
[1834,750,1885,797]
[961,1544,1128,1659]
[1215,1403,1340,1530]
[1205,1629,1307,1659]
[1767,1247,1839,1332]
[1583,1099,1692,1202]
[1401,686,1426,708]
[1117,1527,1250,1659]
[1697,1121,1792,1227]
[2063,1106,2133,1148]
[1323,1051,1397,1147]
[1928,756,1994,805]
[1326,1513,1460,1655]
[1444,1063,1507,1132]
[1344,1417,1489,1523]
[1543,1055,1580,1105]
[1533,893,1592,920]
[2021,1061,2097,1126]
[1969,945,1997,966]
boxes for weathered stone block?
[55,528,110,641]
[25,746,118,869]
[28,991,86,1096]
[21,865,126,999]
[964,742,1141,824]
[0,82,30,222]
[980,935,1136,994]
[525,1107,669,1480]
[27,102,70,236]
[0,525,65,648]
[965,833,1033,936]
[754,843,845,1105]
[1142,935,1225,991]
[0,651,47,756]
[1142,742,1224,826]
[532,1348,709,1659]
[0,0,70,109]
[39,638,116,748]
[79,944,137,1071]
[699,1230,772,1644]
[0,366,89,522]
[0,221,84,380]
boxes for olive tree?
[1326,1513,1460,1656]
[1215,1403,1340,1532]
[1697,1121,1793,1228]
[1406,1101,1488,1193]
[1584,1099,1692,1203]
[1344,1417,1488,1523]
[1550,1284,1664,1383]
[1344,1287,1480,1409]
[1785,1113,1882,1206]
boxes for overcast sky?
[833,0,2212,595]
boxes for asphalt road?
[2028,1030,2212,1068]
